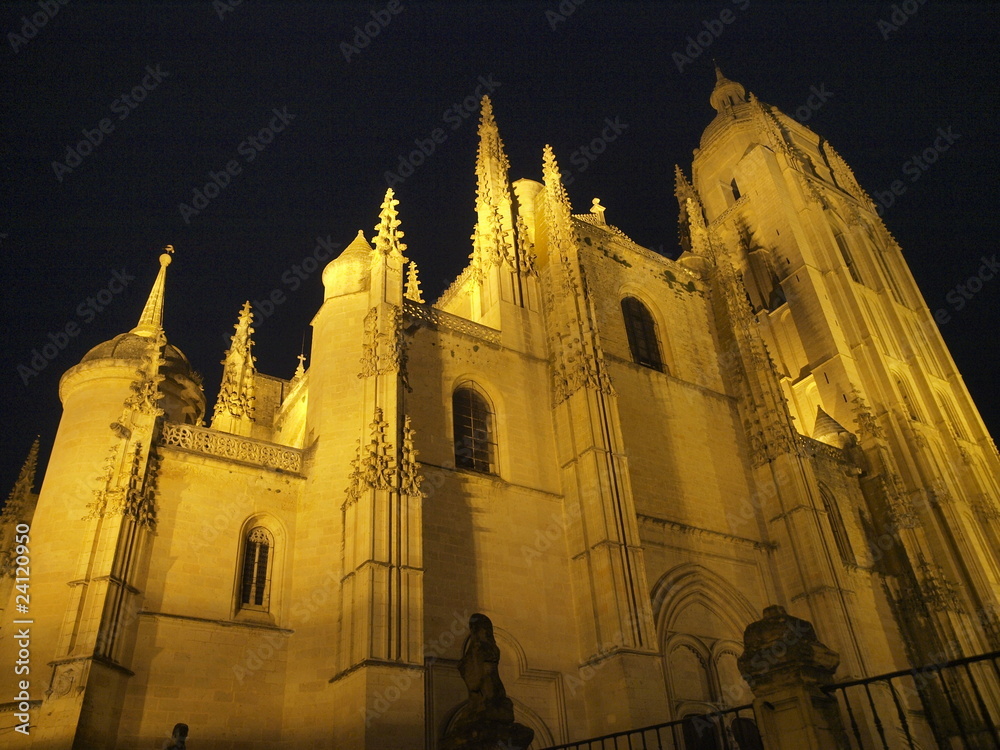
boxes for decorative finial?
[212,301,257,427]
[293,352,306,381]
[405,261,425,303]
[591,198,606,224]
[373,188,407,259]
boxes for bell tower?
[686,67,1000,666]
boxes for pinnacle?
[374,188,407,258]
[132,245,174,337]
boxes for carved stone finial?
[374,188,407,259]
[442,613,534,750]
[405,261,425,303]
[212,301,257,425]
[590,198,606,224]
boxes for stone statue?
[442,613,534,750]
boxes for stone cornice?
[637,513,775,550]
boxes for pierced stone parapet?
[403,299,501,345]
[159,421,302,473]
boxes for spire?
[542,145,572,211]
[373,189,407,260]
[473,95,517,271]
[132,245,174,337]
[2,438,39,519]
[674,165,696,203]
[476,95,513,207]
[404,261,424,303]
[710,65,747,113]
[212,301,256,430]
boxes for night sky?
[2,1,998,499]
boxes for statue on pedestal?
[442,614,534,750]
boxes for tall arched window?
[240,527,273,611]
[937,392,967,440]
[621,296,663,371]
[819,484,854,566]
[894,375,921,422]
[453,386,496,474]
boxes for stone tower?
[681,67,1000,669]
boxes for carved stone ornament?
[344,407,398,506]
[47,662,81,699]
[850,387,884,440]
[359,305,405,379]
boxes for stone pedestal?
[738,605,849,750]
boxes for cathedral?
[2,69,999,749]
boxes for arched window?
[621,296,663,371]
[894,375,921,422]
[240,527,273,611]
[937,392,967,440]
[453,387,496,474]
[819,484,854,566]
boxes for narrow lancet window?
[621,297,663,372]
[240,527,273,610]
[453,387,496,474]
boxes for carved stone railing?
[798,434,848,464]
[159,422,302,473]
[403,300,501,345]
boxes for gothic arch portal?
[651,564,760,715]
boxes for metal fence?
[824,649,1000,749]
[539,704,761,750]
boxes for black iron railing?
[539,704,760,750]
[823,649,1000,749]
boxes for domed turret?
[62,248,204,424]
[701,66,754,149]
[709,65,747,112]
[322,230,373,298]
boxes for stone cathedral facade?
[2,71,999,749]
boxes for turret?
[5,247,203,746]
